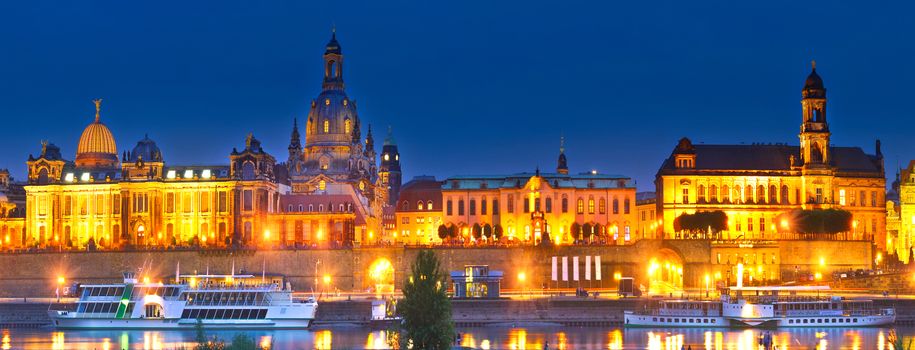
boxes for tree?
[493,225,504,241]
[437,225,448,241]
[397,250,454,349]
[472,223,483,241]
[674,211,728,233]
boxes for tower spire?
[557,134,568,175]
[93,98,103,123]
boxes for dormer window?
[675,155,696,169]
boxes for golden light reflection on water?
[314,329,332,350]
[606,329,622,350]
[1,331,10,350]
[51,331,64,350]
[461,332,477,348]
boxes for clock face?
[384,154,389,161]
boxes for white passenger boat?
[624,286,895,327]
[50,272,317,329]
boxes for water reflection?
[0,326,909,349]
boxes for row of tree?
[675,209,854,234]
[437,224,504,241]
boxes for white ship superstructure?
[50,272,317,329]
[624,286,894,327]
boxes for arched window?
[769,185,777,203]
[698,185,706,203]
[588,197,595,214]
[458,200,465,215]
[561,196,568,213]
[323,120,329,133]
[577,198,584,214]
[417,201,423,210]
[624,198,631,214]
[811,143,823,163]
[37,168,49,185]
[722,185,730,203]
[781,185,790,204]
[598,198,606,214]
[318,180,326,191]
[339,204,344,212]
[288,205,293,212]
[344,119,351,134]
[757,185,766,203]
[319,204,324,212]
[710,185,718,203]
[298,204,304,212]
[241,162,256,180]
[613,198,619,214]
[427,201,433,210]
[745,185,753,203]
[308,204,314,212]
[469,199,476,215]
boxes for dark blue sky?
[1,1,913,191]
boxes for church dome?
[128,135,162,162]
[306,88,358,146]
[75,100,119,168]
[802,61,826,99]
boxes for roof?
[397,177,442,212]
[443,172,634,190]
[659,144,882,176]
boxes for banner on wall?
[551,256,558,281]
[585,255,592,281]
[595,256,602,280]
[562,256,568,281]
[573,256,580,281]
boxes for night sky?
[1,1,913,191]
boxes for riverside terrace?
[0,239,875,297]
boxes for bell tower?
[799,60,830,166]
[323,29,344,91]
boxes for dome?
[75,100,118,168]
[305,89,358,146]
[128,135,162,162]
[802,61,826,99]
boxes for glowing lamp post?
[56,276,65,302]
[517,272,526,299]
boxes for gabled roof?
[659,144,882,175]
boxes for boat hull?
[624,312,895,328]
[50,315,312,330]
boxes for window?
[598,198,606,214]
[769,185,777,203]
[588,197,595,214]
[243,190,253,211]
[748,218,754,231]
[545,197,553,212]
[871,191,877,207]
[166,193,175,213]
[859,191,866,207]
[781,185,789,204]
[710,185,718,203]
[698,185,706,203]
[816,188,823,204]
[757,185,766,203]
[64,195,72,216]
[492,199,499,214]
[760,218,765,233]
[182,193,192,213]
[218,192,228,212]
[561,196,568,213]
[481,198,487,215]
[201,192,210,212]
[469,199,476,215]
[446,200,453,215]
[417,201,423,210]
[839,189,846,206]
[323,120,329,133]
[507,195,514,213]
[427,201,433,210]
[523,197,530,213]
[96,194,105,214]
[722,185,730,203]
[344,119,351,134]
[613,198,619,214]
[577,198,584,214]
[458,200,465,216]
[112,194,120,214]
[535,198,541,212]
[319,180,326,191]
[682,188,689,204]
[624,198,630,214]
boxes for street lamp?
[56,276,65,303]
[517,272,526,299]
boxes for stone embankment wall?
[0,239,872,297]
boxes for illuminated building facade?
[635,192,660,240]
[394,176,443,245]
[17,33,390,250]
[891,161,915,262]
[441,145,638,244]
[0,169,25,246]
[656,63,887,249]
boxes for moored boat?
[624,285,894,328]
[50,271,317,330]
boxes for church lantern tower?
[557,135,569,175]
[799,61,830,167]
[379,127,402,205]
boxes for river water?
[0,326,910,349]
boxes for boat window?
[689,319,694,323]
[182,309,191,318]
[258,309,267,319]
[241,309,251,319]
[216,309,226,319]
[711,319,716,323]
[854,318,858,322]
[652,317,657,322]
[803,319,808,324]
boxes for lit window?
[384,154,389,161]
[201,169,212,179]
[839,189,846,206]
[80,173,91,182]
[319,180,326,191]
[184,170,193,179]
[167,170,176,179]
[395,154,399,161]
[323,120,329,133]
[64,173,75,182]
[325,99,330,105]
[344,119,351,134]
